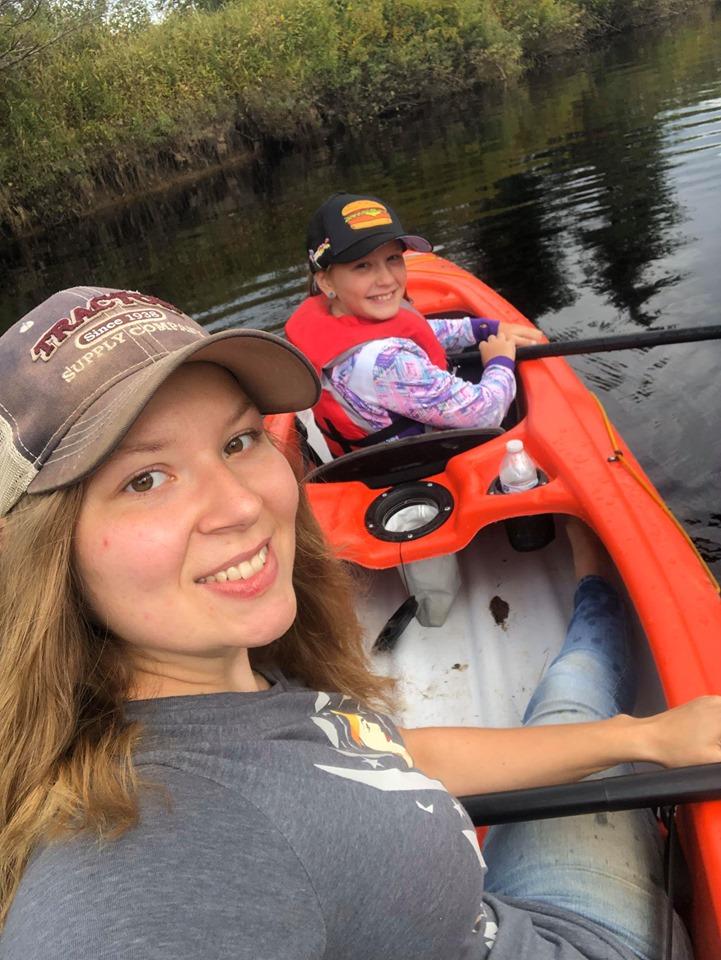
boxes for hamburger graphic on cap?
[342,199,394,231]
[306,192,433,269]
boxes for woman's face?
[73,362,299,694]
[318,240,407,321]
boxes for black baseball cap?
[306,193,432,271]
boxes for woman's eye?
[388,254,403,263]
[124,470,167,494]
[352,261,370,271]
[224,432,258,456]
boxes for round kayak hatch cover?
[365,481,454,542]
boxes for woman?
[1,286,719,959]
[285,192,543,457]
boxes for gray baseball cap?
[0,286,320,516]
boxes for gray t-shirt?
[2,674,636,959]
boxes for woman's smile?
[196,542,278,598]
[196,541,270,582]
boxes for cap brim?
[399,235,433,254]
[329,232,432,264]
[28,328,320,493]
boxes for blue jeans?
[483,577,693,960]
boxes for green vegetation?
[0,0,710,236]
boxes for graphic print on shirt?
[311,691,443,791]
[309,692,498,952]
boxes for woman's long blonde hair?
[0,477,391,926]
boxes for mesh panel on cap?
[0,414,38,516]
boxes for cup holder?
[487,471,555,552]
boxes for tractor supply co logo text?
[60,316,203,383]
[30,292,180,362]
[74,309,165,348]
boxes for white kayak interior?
[298,409,667,731]
[354,520,667,731]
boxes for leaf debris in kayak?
[489,595,510,628]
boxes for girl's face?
[317,240,407,321]
[73,362,299,696]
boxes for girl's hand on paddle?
[639,696,721,767]
[498,321,544,346]
[480,331,516,365]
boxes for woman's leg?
[483,532,692,960]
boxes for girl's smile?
[73,361,299,698]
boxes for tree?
[0,0,111,73]
[155,0,226,13]
[0,1,46,71]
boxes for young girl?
[285,192,543,457]
[1,286,718,959]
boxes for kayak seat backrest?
[305,427,504,489]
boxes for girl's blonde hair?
[307,269,323,296]
[0,479,391,926]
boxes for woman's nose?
[195,461,263,535]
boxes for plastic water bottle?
[497,439,555,552]
[499,439,539,493]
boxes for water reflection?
[1,6,720,567]
[570,106,686,325]
[471,169,577,320]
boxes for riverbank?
[0,0,712,239]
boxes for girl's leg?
[483,567,692,960]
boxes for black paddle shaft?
[447,324,721,365]
[459,763,721,827]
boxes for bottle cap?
[506,439,524,454]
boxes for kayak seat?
[305,427,504,489]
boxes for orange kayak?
[268,252,721,959]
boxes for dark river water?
[2,5,720,569]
